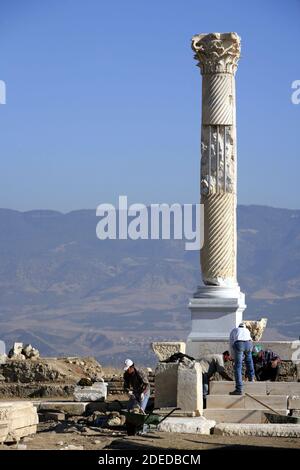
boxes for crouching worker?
[123,358,150,413]
[252,345,281,382]
[199,351,233,403]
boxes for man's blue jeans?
[203,373,209,397]
[140,389,150,411]
[233,340,255,392]
[128,389,150,412]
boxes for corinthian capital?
[192,32,241,75]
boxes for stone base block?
[74,382,108,402]
[155,363,179,409]
[155,362,203,413]
[213,423,300,437]
[38,402,88,416]
[177,363,202,414]
[6,425,37,443]
[0,401,38,443]
[206,394,288,410]
[210,381,267,395]
[203,409,287,424]
[210,381,300,396]
[187,286,246,345]
[288,397,300,410]
[158,416,215,435]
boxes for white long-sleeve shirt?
[229,326,252,355]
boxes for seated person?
[252,345,281,382]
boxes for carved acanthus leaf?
[192,32,241,75]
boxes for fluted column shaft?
[192,32,241,287]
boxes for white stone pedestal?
[155,362,203,414]
[186,285,246,357]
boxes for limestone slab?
[288,397,300,410]
[154,363,178,409]
[158,416,215,435]
[9,412,39,429]
[266,382,300,396]
[177,362,203,414]
[203,408,276,424]
[209,381,267,395]
[214,423,300,437]
[6,424,37,442]
[206,395,288,410]
[210,380,300,396]
[39,402,87,415]
[0,401,38,443]
[74,382,108,402]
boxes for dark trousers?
[255,363,280,382]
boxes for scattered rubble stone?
[77,377,93,386]
[8,342,23,358]
[8,343,40,360]
[74,381,108,402]
[107,414,126,427]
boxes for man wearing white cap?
[229,323,255,395]
[123,359,150,412]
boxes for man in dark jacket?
[123,358,150,412]
[252,345,281,381]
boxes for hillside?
[0,205,299,365]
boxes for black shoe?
[229,390,243,395]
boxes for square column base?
[186,285,246,357]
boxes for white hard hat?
[124,358,134,371]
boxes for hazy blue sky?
[0,0,299,212]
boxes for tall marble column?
[187,33,246,355]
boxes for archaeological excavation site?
[1,0,300,463]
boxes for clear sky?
[0,0,299,212]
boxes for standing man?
[229,323,255,395]
[123,358,150,412]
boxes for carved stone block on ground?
[177,362,203,414]
[152,342,186,361]
[214,423,300,437]
[158,416,215,435]
[73,382,108,402]
[0,401,38,443]
[155,363,179,408]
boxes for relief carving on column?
[192,33,240,287]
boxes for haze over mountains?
[0,205,299,365]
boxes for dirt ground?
[1,428,300,451]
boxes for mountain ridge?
[0,204,299,365]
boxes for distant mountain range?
[0,205,299,365]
